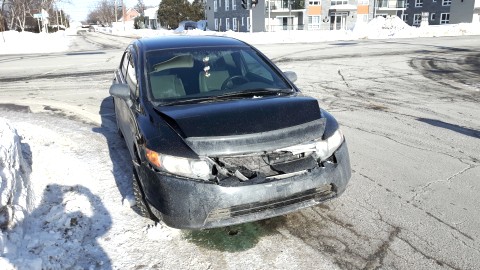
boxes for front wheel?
[132,165,159,222]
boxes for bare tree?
[87,0,116,26]
[1,0,70,32]
[135,0,145,14]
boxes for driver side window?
[126,54,138,98]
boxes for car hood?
[155,96,325,156]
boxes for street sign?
[33,13,42,19]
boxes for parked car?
[109,36,351,229]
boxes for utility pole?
[268,0,271,32]
[122,0,125,31]
[56,7,59,31]
[249,8,252,33]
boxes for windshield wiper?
[214,88,293,99]
[158,88,294,106]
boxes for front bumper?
[137,141,351,229]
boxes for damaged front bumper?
[138,141,351,229]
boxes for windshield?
[145,46,292,105]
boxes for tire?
[132,166,159,222]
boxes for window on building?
[225,0,229,10]
[405,1,409,8]
[215,18,218,30]
[415,0,423,7]
[413,14,422,25]
[226,18,230,30]
[214,0,218,12]
[232,0,237,10]
[247,17,250,30]
[430,13,436,21]
[331,0,348,5]
[442,0,451,6]
[308,0,320,5]
[233,18,238,30]
[440,13,449,24]
[242,17,244,26]
[358,14,369,22]
[308,15,321,29]
[402,14,408,22]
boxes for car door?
[115,48,141,158]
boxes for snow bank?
[0,118,33,268]
[0,30,71,55]
[97,18,480,45]
[354,16,480,39]
[0,118,33,231]
[1,19,480,55]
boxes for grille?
[205,184,335,222]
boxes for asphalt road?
[0,32,479,269]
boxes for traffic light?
[251,0,258,8]
[241,0,251,9]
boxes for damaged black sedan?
[110,36,351,229]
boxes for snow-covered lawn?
[0,30,72,55]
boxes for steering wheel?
[221,75,250,90]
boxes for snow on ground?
[0,117,108,269]
[0,30,72,55]
[1,16,480,55]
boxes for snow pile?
[0,119,34,269]
[0,118,33,231]
[354,16,410,39]
[0,118,113,269]
[416,23,480,37]
[354,16,480,39]
[0,30,71,55]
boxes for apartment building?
[400,0,451,26]
[265,0,306,31]
[206,0,479,32]
[306,0,386,30]
[450,0,480,23]
[205,0,265,32]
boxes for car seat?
[150,74,186,99]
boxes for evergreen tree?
[190,0,205,21]
[157,0,190,29]
[157,0,204,29]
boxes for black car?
[110,36,351,229]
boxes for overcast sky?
[61,0,161,22]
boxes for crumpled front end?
[139,139,351,229]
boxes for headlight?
[315,129,344,161]
[145,148,213,180]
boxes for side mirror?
[283,71,297,83]
[109,84,130,100]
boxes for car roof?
[135,35,250,52]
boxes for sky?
[60,0,161,22]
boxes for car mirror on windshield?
[283,71,297,83]
[109,84,130,100]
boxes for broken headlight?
[315,129,344,161]
[145,148,213,180]
[276,129,344,162]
